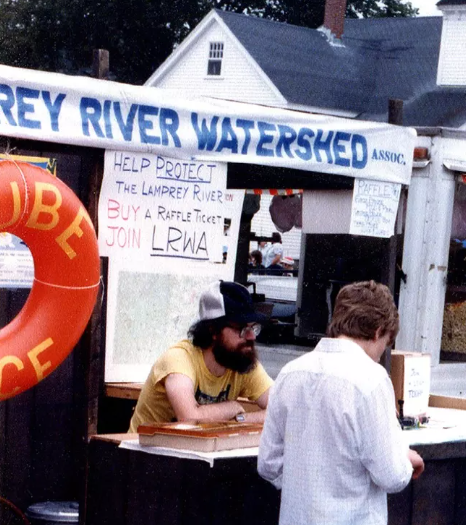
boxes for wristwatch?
[235,413,246,422]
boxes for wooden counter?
[105,383,143,400]
[85,433,466,525]
[85,433,279,525]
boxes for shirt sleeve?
[152,344,197,385]
[275,244,284,257]
[257,380,284,489]
[270,244,283,262]
[357,372,413,493]
[239,362,274,401]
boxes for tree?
[0,0,419,84]
[346,0,418,18]
[211,0,419,27]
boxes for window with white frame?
[207,42,224,76]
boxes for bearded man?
[129,281,273,431]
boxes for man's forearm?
[241,409,266,423]
[178,400,244,422]
[177,401,267,423]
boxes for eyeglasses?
[227,323,262,338]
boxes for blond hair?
[327,280,399,344]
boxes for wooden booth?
[1,63,466,525]
[85,430,466,525]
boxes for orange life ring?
[0,160,100,400]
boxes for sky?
[409,0,441,16]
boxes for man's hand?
[408,449,424,479]
[237,389,270,423]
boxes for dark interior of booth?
[227,163,404,347]
[440,182,466,362]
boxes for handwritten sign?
[404,360,430,407]
[349,179,401,238]
[99,151,229,263]
[99,151,246,382]
[391,352,431,417]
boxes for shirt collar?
[316,337,370,359]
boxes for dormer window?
[207,42,224,76]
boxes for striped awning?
[246,189,303,195]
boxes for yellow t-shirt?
[129,339,273,432]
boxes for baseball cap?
[199,281,268,324]
[280,256,294,266]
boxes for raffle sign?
[350,179,402,238]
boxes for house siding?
[437,12,466,86]
[151,23,283,106]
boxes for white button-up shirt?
[258,338,413,525]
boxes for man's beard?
[212,340,258,374]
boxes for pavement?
[257,343,311,379]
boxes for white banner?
[0,65,416,185]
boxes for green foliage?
[0,0,419,84]
[346,0,418,18]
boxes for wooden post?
[85,49,109,436]
[381,99,404,373]
[388,99,404,127]
[92,49,110,80]
[80,49,109,525]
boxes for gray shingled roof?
[215,9,466,127]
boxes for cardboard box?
[429,394,466,410]
[391,351,431,417]
[138,421,263,452]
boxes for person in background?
[129,281,273,431]
[279,256,294,276]
[222,218,231,263]
[249,250,265,271]
[258,240,269,260]
[263,232,283,269]
[258,280,424,525]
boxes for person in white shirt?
[263,232,283,268]
[258,280,424,525]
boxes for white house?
[146,1,466,127]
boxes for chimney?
[323,0,348,39]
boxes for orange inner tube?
[0,160,100,401]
